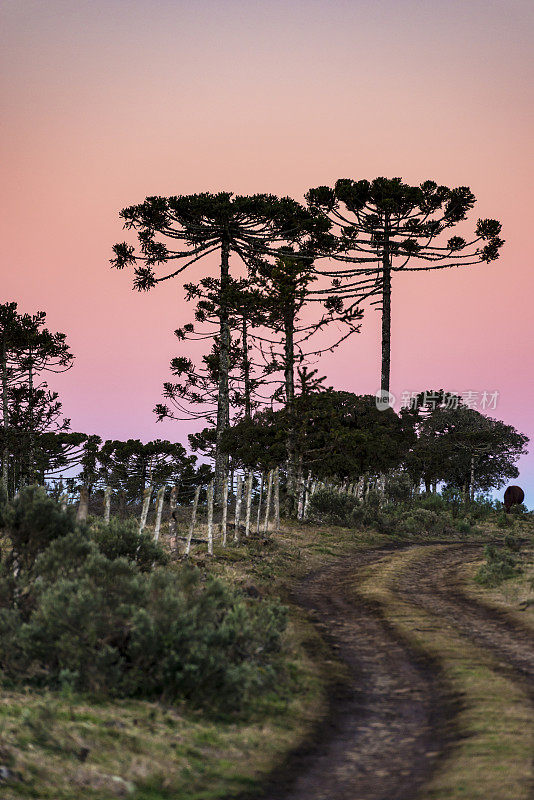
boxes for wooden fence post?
[274,466,280,532]
[245,471,253,538]
[256,473,265,535]
[221,472,229,547]
[234,474,243,542]
[104,486,111,523]
[207,480,214,555]
[153,486,165,542]
[139,484,153,533]
[263,469,273,536]
[184,486,200,555]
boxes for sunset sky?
[2,0,533,503]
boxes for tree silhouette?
[250,250,362,506]
[307,178,504,393]
[405,398,528,497]
[0,304,74,493]
[111,192,318,498]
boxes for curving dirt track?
[250,542,534,800]
[394,544,534,686]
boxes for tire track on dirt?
[394,544,534,686]
[252,548,454,800]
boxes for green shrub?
[504,533,521,552]
[417,494,447,513]
[0,542,286,713]
[475,543,521,587]
[497,512,514,529]
[89,517,167,570]
[398,508,446,535]
[308,489,361,525]
[468,497,495,521]
[0,486,76,572]
[384,473,412,504]
[454,518,471,534]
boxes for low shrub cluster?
[0,487,287,713]
[475,538,522,587]
[307,486,518,537]
[309,488,457,536]
[307,489,361,524]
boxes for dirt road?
[254,542,534,800]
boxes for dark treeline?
[0,176,520,517]
[111,176,511,510]
[0,302,210,508]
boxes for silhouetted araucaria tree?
[111,192,321,499]
[307,178,504,394]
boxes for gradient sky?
[1,0,533,503]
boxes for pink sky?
[1,0,533,503]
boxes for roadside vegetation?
[0,487,330,799]
[307,484,531,540]
[0,483,532,798]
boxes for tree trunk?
[104,487,111,522]
[1,336,9,496]
[244,471,253,538]
[242,316,252,420]
[153,486,165,542]
[214,238,231,502]
[274,466,280,532]
[234,474,243,542]
[184,486,200,555]
[27,355,35,485]
[169,484,177,550]
[284,308,297,513]
[296,459,305,520]
[302,471,312,520]
[221,472,229,546]
[139,484,153,533]
[256,473,264,535]
[470,456,475,502]
[263,469,273,536]
[381,215,391,394]
[207,480,214,555]
[76,486,89,523]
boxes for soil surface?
[250,542,534,800]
